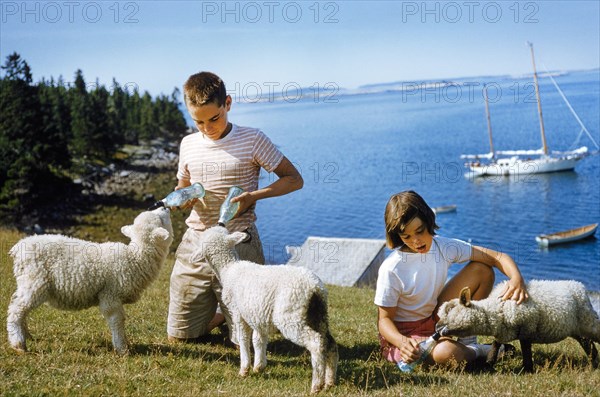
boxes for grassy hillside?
[1,175,599,396]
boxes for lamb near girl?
[190,226,338,394]
[437,280,600,372]
[7,207,174,355]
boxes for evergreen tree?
[0,53,40,213]
[89,83,115,160]
[124,89,141,144]
[38,78,71,170]
[68,69,93,162]
[1,52,191,221]
[0,53,69,216]
[108,79,127,147]
[139,91,159,141]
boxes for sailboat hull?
[463,43,598,179]
[468,156,582,177]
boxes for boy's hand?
[176,198,198,210]
[171,184,197,210]
[230,192,255,217]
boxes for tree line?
[0,52,189,220]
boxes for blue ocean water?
[230,70,600,292]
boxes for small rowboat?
[433,205,457,214]
[536,223,598,247]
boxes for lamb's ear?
[459,287,472,307]
[152,227,170,241]
[228,231,249,247]
[121,225,134,239]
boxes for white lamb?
[190,226,338,394]
[7,207,173,355]
[437,280,600,372]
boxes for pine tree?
[108,79,127,147]
[139,91,159,142]
[0,53,70,217]
[69,69,93,163]
[0,53,41,213]
[38,78,71,170]
[89,83,115,160]
[125,89,141,144]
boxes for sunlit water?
[229,70,600,292]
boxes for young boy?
[376,190,528,367]
[167,72,303,344]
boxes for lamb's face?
[121,208,174,246]
[191,226,232,263]
[436,299,481,337]
[150,207,174,236]
[190,226,248,266]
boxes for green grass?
[1,193,599,396]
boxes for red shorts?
[379,315,436,363]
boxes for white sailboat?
[462,43,599,177]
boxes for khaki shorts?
[167,225,265,339]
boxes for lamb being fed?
[436,280,600,372]
[7,207,173,355]
[190,226,338,394]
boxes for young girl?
[375,191,528,367]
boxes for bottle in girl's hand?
[397,327,446,373]
[148,182,205,210]
[218,186,244,226]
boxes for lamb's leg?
[6,284,47,353]
[99,298,128,355]
[485,340,501,367]
[520,339,534,373]
[237,320,252,377]
[252,328,268,373]
[324,332,338,389]
[279,323,326,394]
[307,331,327,394]
[574,337,599,369]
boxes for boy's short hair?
[183,72,227,107]
[384,190,439,249]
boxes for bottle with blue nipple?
[218,186,244,226]
[148,182,205,210]
[397,326,446,373]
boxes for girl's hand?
[230,192,255,217]
[399,338,422,363]
[500,277,529,304]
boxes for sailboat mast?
[529,42,549,155]
[483,84,495,158]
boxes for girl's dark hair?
[183,71,227,107]
[384,190,439,249]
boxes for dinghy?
[535,223,598,247]
[433,205,457,214]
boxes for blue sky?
[1,1,599,97]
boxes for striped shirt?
[177,124,284,231]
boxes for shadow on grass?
[128,332,241,362]
[234,338,452,390]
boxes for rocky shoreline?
[22,139,179,235]
[80,141,178,198]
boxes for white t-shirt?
[374,236,472,321]
[177,124,284,231]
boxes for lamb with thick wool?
[190,226,338,394]
[7,207,173,355]
[436,280,600,372]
